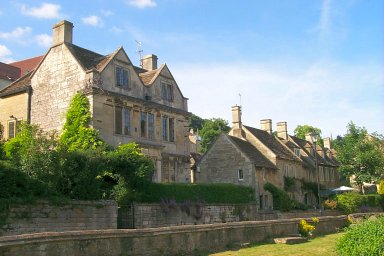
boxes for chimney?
[52,20,73,46]
[231,105,242,129]
[260,119,272,134]
[142,54,158,71]
[276,122,288,140]
[305,133,312,143]
[323,137,331,149]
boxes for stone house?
[0,20,191,183]
[197,105,340,209]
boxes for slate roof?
[66,44,108,71]
[10,55,43,75]
[244,125,298,161]
[228,135,277,169]
[0,72,31,97]
[0,62,20,81]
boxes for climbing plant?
[60,92,105,151]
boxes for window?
[115,106,131,135]
[115,66,129,89]
[7,119,22,139]
[284,165,289,177]
[294,148,301,157]
[238,169,244,180]
[148,113,155,139]
[161,82,173,101]
[141,112,147,138]
[162,115,175,142]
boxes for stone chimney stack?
[52,20,73,46]
[232,105,242,129]
[323,137,331,149]
[276,122,288,140]
[260,119,272,135]
[305,133,312,143]
[142,54,158,71]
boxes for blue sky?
[0,0,383,137]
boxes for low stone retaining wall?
[0,215,351,256]
[119,202,342,228]
[1,200,118,236]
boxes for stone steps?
[273,235,307,244]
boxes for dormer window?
[161,82,173,101]
[115,66,129,89]
[294,148,301,157]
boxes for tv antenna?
[135,40,143,68]
[238,93,242,107]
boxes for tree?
[199,118,230,153]
[60,92,105,151]
[188,113,205,132]
[294,124,323,146]
[334,122,384,186]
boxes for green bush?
[337,216,384,256]
[336,192,363,214]
[0,142,5,160]
[378,180,384,195]
[264,182,292,211]
[135,183,255,204]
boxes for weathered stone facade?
[0,200,117,236]
[0,92,28,140]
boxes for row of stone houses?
[196,105,340,209]
[0,20,341,210]
[0,20,191,183]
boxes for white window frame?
[238,169,244,181]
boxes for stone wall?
[1,200,117,236]
[119,202,342,229]
[0,215,352,256]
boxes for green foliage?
[337,216,384,256]
[136,183,255,204]
[199,118,230,153]
[284,176,295,191]
[299,219,316,238]
[60,92,105,151]
[294,125,323,146]
[379,180,384,195]
[336,192,363,214]
[188,113,205,132]
[0,141,5,160]
[264,182,293,211]
[334,122,384,185]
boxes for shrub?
[137,183,255,204]
[324,199,337,210]
[337,216,384,256]
[264,182,292,211]
[378,180,384,195]
[298,219,316,238]
[336,192,364,214]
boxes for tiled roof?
[244,125,298,161]
[228,135,277,169]
[0,72,31,97]
[139,69,159,85]
[66,44,108,71]
[0,62,20,81]
[10,56,43,75]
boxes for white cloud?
[20,3,61,19]
[173,60,384,137]
[101,9,113,16]
[0,26,32,40]
[128,0,157,9]
[318,0,332,39]
[82,15,103,27]
[0,44,13,63]
[110,26,123,34]
[35,34,52,48]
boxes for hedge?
[136,183,255,204]
[337,216,384,256]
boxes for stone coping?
[0,215,348,247]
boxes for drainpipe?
[27,86,32,124]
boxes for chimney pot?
[260,119,272,134]
[52,20,73,46]
[324,137,331,149]
[142,54,158,71]
[276,122,288,140]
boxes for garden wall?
[1,200,117,236]
[119,202,342,228]
[0,215,350,256]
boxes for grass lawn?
[209,232,344,256]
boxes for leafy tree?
[188,113,205,132]
[199,118,230,153]
[334,122,384,186]
[60,92,105,151]
[294,124,323,146]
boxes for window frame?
[161,82,174,101]
[114,106,131,136]
[115,66,130,89]
[238,169,244,181]
[7,119,21,139]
